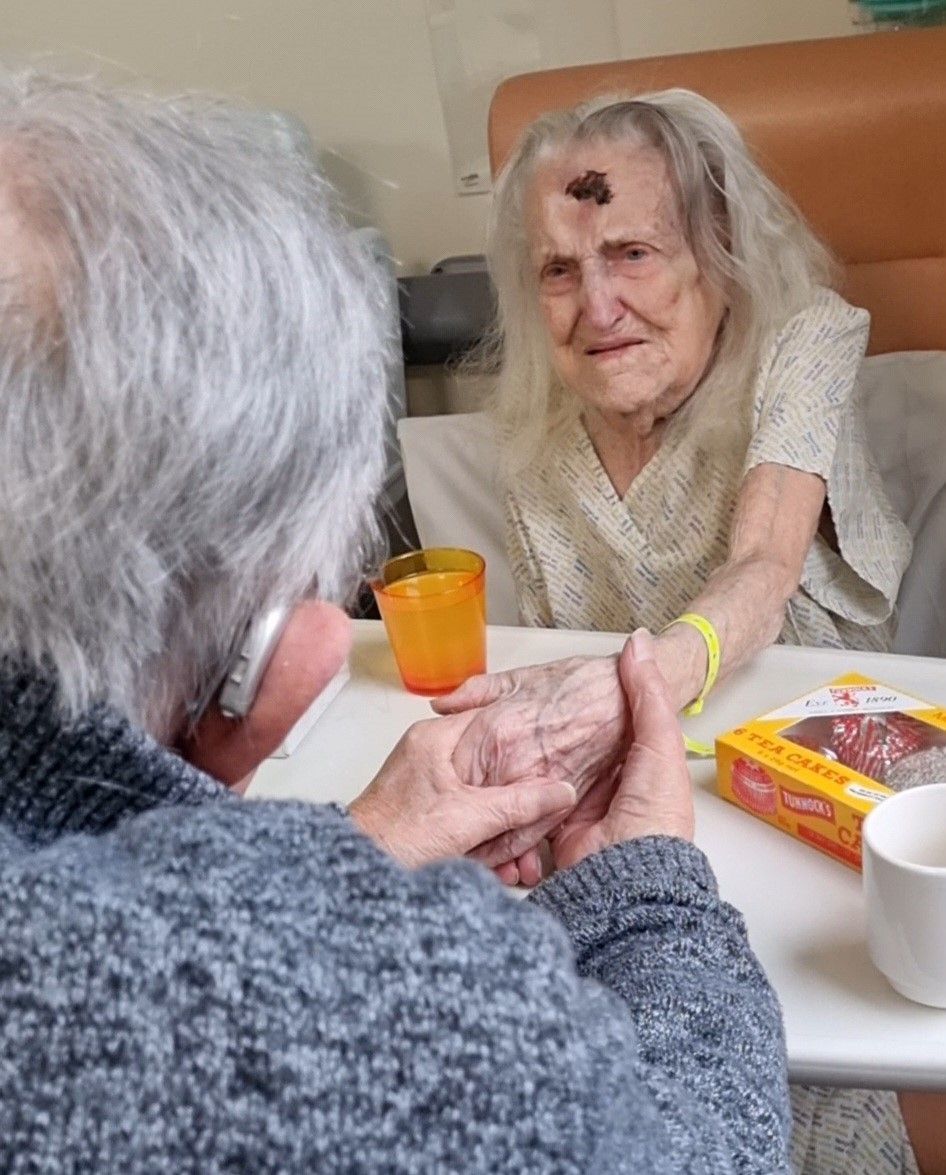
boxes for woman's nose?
[579,268,625,333]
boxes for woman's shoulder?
[750,289,870,407]
[775,287,870,350]
[747,289,873,432]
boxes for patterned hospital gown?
[506,288,912,652]
[505,289,919,1175]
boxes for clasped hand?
[351,630,693,879]
[349,710,577,869]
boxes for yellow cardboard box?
[715,673,946,871]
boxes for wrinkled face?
[527,142,726,423]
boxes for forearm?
[531,837,791,1172]
[655,552,797,712]
[654,462,824,714]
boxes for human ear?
[180,599,352,790]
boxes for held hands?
[349,711,577,869]
[431,650,632,884]
[434,654,631,804]
[470,631,693,877]
[181,603,688,876]
[548,629,694,867]
[352,630,692,877]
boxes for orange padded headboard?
[488,27,946,355]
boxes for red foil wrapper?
[828,713,932,782]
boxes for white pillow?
[399,352,946,653]
[397,413,514,624]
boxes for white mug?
[863,782,946,1008]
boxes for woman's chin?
[577,384,666,423]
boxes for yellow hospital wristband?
[661,612,721,758]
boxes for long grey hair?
[0,72,389,734]
[485,88,834,470]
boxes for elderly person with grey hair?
[441,95,916,884]
[0,72,799,1172]
[441,91,911,771]
[432,93,930,1173]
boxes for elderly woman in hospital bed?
[435,90,924,1174]
[488,91,907,694]
[439,89,912,869]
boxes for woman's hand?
[349,712,577,869]
[431,654,631,886]
[468,630,693,876]
[550,630,693,868]
[432,655,630,801]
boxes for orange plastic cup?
[372,548,486,695]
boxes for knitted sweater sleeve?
[2,801,790,1173]
[530,835,792,1173]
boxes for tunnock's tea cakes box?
[715,673,946,870]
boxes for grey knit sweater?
[0,665,791,1173]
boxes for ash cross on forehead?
[564,170,613,205]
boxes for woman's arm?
[437,461,826,826]
[439,295,865,880]
[655,461,826,712]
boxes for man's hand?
[548,630,694,869]
[349,712,577,869]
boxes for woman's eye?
[541,263,570,282]
[624,246,649,262]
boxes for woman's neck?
[583,406,668,499]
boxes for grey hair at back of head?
[485,88,835,471]
[0,72,390,733]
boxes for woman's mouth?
[585,339,645,358]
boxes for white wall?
[613,0,854,58]
[3,0,855,275]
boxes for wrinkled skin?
[468,629,694,875]
[438,654,629,795]
[434,653,633,884]
[529,141,725,447]
[349,711,576,870]
[538,629,694,866]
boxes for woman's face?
[527,141,726,425]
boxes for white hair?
[485,89,835,470]
[0,72,390,734]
